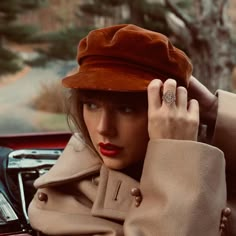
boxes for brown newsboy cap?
[62,24,192,91]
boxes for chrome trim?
[18,171,34,223]
[8,149,61,170]
[6,149,61,223]
[9,149,62,158]
[0,192,18,224]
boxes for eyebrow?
[79,91,147,105]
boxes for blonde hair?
[66,89,94,151]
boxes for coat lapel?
[34,133,102,188]
[92,166,139,221]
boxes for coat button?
[219,207,231,232]
[130,187,142,207]
[38,192,48,202]
[130,187,141,196]
[222,207,231,217]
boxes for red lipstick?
[99,143,123,157]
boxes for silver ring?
[162,90,176,105]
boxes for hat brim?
[62,66,167,92]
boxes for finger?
[188,99,200,123]
[147,79,163,110]
[188,75,217,126]
[176,86,188,109]
[188,75,214,104]
[162,78,177,107]
[188,75,203,100]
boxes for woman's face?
[82,91,149,170]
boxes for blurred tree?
[78,0,235,92]
[78,0,180,35]
[28,26,92,66]
[0,0,46,76]
[31,0,235,91]
[32,1,187,69]
[165,0,235,91]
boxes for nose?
[96,109,117,137]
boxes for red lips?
[99,142,123,157]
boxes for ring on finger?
[162,90,176,105]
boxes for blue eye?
[84,102,99,110]
[119,106,134,114]
[123,107,133,113]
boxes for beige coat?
[28,90,236,236]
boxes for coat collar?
[34,133,102,188]
[34,134,140,222]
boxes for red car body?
[0,132,71,150]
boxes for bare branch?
[199,0,212,19]
[193,0,203,19]
[164,0,191,28]
[218,0,228,24]
[166,12,191,43]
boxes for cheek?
[122,116,149,146]
[83,109,96,138]
[123,118,149,164]
[135,121,149,147]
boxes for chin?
[103,159,128,170]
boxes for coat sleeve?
[211,90,236,235]
[212,90,236,172]
[124,140,226,236]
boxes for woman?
[28,24,235,235]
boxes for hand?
[147,79,199,141]
[188,75,218,130]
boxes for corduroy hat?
[62,24,192,91]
